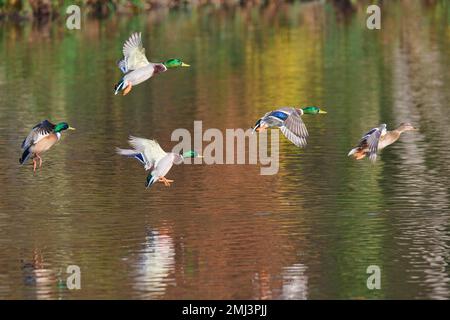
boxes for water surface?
[0,1,449,299]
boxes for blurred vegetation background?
[0,0,375,21]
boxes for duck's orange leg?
[36,154,42,167]
[123,83,132,96]
[355,151,366,160]
[158,177,174,187]
[32,158,37,172]
[256,124,269,132]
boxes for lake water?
[0,1,449,299]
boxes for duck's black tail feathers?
[19,147,31,165]
[146,174,157,189]
[114,78,125,95]
[252,119,262,133]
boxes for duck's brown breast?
[33,134,58,154]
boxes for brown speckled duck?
[348,123,417,162]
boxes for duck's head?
[54,122,76,133]
[397,122,417,132]
[181,150,203,158]
[300,106,327,115]
[163,58,190,69]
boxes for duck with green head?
[252,106,327,147]
[19,120,76,172]
[114,32,190,96]
[116,136,202,188]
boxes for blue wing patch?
[133,153,145,165]
[269,111,289,121]
[118,58,128,74]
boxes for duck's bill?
[181,62,190,67]
[318,110,327,114]
[68,126,76,130]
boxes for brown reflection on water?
[0,1,449,299]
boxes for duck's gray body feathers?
[253,107,309,148]
[348,123,416,162]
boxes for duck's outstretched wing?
[357,124,386,162]
[128,136,167,169]
[279,109,309,148]
[118,32,150,73]
[21,120,55,150]
[116,147,148,167]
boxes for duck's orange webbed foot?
[355,152,366,160]
[36,154,42,168]
[123,83,132,96]
[158,177,174,187]
[256,124,268,132]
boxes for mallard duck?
[19,120,76,172]
[252,106,327,147]
[116,136,202,188]
[348,123,417,162]
[114,32,190,96]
